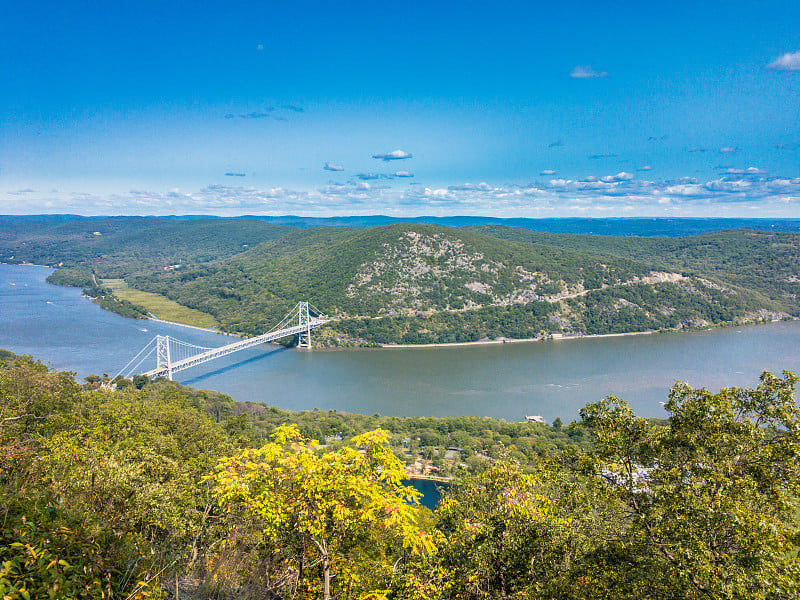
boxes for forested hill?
[2,216,794,344]
[129,223,782,343]
[467,225,800,316]
[0,216,297,283]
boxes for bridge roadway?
[142,317,328,379]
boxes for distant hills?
[4,213,800,236]
[0,216,295,283]
[1,215,796,345]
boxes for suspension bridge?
[117,301,328,380]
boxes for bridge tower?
[297,301,312,349]
[156,335,173,380]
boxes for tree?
[209,425,435,600]
[433,458,578,599]
[579,371,800,599]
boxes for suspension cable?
[115,337,157,379]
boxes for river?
[2,263,799,421]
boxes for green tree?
[209,425,435,600]
[579,371,800,599]
[433,458,576,599]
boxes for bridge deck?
[142,318,327,378]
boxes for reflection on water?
[2,264,800,421]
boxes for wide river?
[2,264,800,422]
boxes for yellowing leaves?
[209,427,434,599]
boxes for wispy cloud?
[448,182,493,192]
[719,147,738,154]
[600,172,634,182]
[355,173,394,181]
[224,172,246,177]
[637,165,653,171]
[225,110,274,120]
[767,51,800,72]
[570,65,609,79]
[372,149,413,161]
[224,106,304,120]
[323,162,344,172]
[540,170,557,176]
[395,171,414,178]
[725,167,765,175]
[589,153,618,159]
[548,140,564,148]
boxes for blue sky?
[2,0,799,217]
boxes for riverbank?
[145,316,239,337]
[101,279,219,329]
[379,329,657,349]
[373,317,793,350]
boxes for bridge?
[118,301,328,380]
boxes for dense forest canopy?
[2,216,795,345]
[1,350,798,599]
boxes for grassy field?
[102,279,218,329]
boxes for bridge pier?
[297,301,312,348]
[156,335,173,380]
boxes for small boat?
[525,415,546,424]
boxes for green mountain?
[466,225,800,316]
[2,216,791,345]
[128,223,781,344]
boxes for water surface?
[2,264,799,421]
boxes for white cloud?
[726,167,765,175]
[664,183,709,197]
[547,179,572,189]
[448,182,492,192]
[395,171,414,177]
[570,65,609,79]
[767,51,800,72]
[540,169,557,176]
[705,178,751,193]
[323,162,344,172]
[600,172,634,183]
[719,147,738,154]
[637,165,653,171]
[372,149,413,161]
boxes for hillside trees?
[2,350,799,599]
[578,371,800,599]
[208,425,436,600]
[433,458,592,599]
[0,356,234,599]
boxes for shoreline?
[145,316,240,337]
[374,318,792,350]
[379,329,657,349]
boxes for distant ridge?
[3,214,800,237]
[239,216,800,237]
